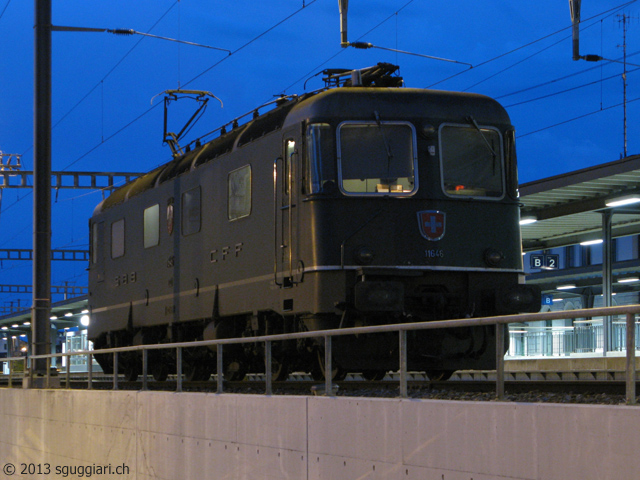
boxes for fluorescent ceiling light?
[617,277,639,283]
[557,284,576,290]
[519,216,537,225]
[606,195,640,207]
[580,239,603,246]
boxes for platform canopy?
[520,154,640,251]
[520,154,640,295]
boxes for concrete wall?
[0,389,638,480]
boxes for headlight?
[484,248,504,267]
[354,281,404,312]
[354,246,375,265]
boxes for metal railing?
[3,305,640,404]
[508,322,640,357]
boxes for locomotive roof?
[284,87,511,128]
[94,87,510,215]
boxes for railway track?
[0,374,636,401]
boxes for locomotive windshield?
[337,121,417,196]
[439,124,504,198]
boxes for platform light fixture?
[617,277,639,283]
[580,239,603,246]
[519,215,537,225]
[557,284,577,290]
[606,194,640,208]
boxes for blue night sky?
[0,0,638,308]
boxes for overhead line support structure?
[33,0,52,377]
[31,1,142,378]
[0,171,143,191]
[0,249,89,261]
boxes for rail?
[3,305,640,404]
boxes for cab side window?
[182,187,201,235]
[143,204,160,248]
[228,165,252,220]
[111,219,125,259]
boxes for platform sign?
[530,254,560,270]
[530,254,544,269]
[545,254,559,269]
[542,294,553,305]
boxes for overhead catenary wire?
[283,0,417,93]
[182,0,318,89]
[504,64,640,109]
[59,0,319,174]
[517,96,640,138]
[20,0,182,163]
[495,50,640,100]
[427,0,639,89]
[0,0,11,22]
[52,26,230,53]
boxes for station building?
[517,154,640,357]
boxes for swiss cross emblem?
[417,210,445,241]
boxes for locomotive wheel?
[185,363,211,382]
[311,350,347,381]
[123,363,139,382]
[361,369,386,381]
[224,360,247,382]
[151,363,169,382]
[425,370,455,381]
[270,357,290,382]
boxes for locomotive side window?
[337,121,417,196]
[143,204,160,248]
[228,165,252,220]
[439,124,505,199]
[305,123,336,194]
[182,187,201,235]
[111,219,125,259]
[91,221,103,264]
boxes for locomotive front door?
[275,132,302,287]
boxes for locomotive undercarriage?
[92,272,520,382]
[92,314,498,383]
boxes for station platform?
[500,354,639,381]
[1,386,639,480]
